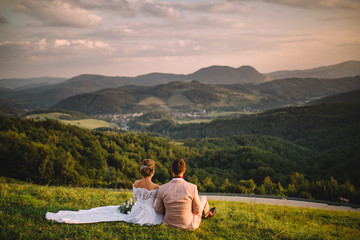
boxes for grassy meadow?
[167,91,194,107]
[206,111,256,118]
[60,119,116,130]
[1,180,359,240]
[138,97,167,108]
[27,113,116,130]
[177,119,213,124]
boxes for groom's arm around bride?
[154,158,216,230]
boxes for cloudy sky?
[0,0,359,78]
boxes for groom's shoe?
[205,207,216,219]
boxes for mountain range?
[0,77,66,90]
[1,60,359,89]
[53,76,360,114]
[0,60,359,112]
[0,65,265,110]
[265,60,360,79]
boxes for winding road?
[203,195,360,213]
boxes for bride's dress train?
[46,187,163,225]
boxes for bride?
[46,159,163,225]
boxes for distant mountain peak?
[196,65,236,71]
[189,65,265,84]
[266,60,360,79]
[238,65,256,69]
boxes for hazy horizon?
[0,60,359,80]
[1,0,359,79]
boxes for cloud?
[265,0,360,9]
[4,0,102,28]
[0,38,113,62]
[70,0,135,17]
[174,1,253,14]
[228,0,360,9]
[1,0,359,78]
[140,0,182,19]
[0,41,32,62]
[54,39,112,51]
[0,38,116,77]
[316,15,357,21]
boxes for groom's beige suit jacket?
[154,178,202,229]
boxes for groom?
[155,158,216,230]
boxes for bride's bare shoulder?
[133,180,142,188]
[133,180,160,191]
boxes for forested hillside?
[0,116,359,203]
[0,98,25,116]
[308,89,360,105]
[53,76,360,114]
[0,117,189,188]
[156,103,360,149]
[148,103,360,190]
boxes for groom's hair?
[172,158,186,175]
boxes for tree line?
[0,117,359,204]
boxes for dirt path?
[204,195,360,212]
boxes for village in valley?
[96,108,260,131]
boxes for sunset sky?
[0,0,359,78]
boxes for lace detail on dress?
[133,187,158,202]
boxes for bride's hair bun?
[140,159,155,177]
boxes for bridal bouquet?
[118,198,135,214]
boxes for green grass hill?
[1,181,359,240]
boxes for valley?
[1,60,359,112]
[1,60,360,205]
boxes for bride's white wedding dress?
[45,186,163,225]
